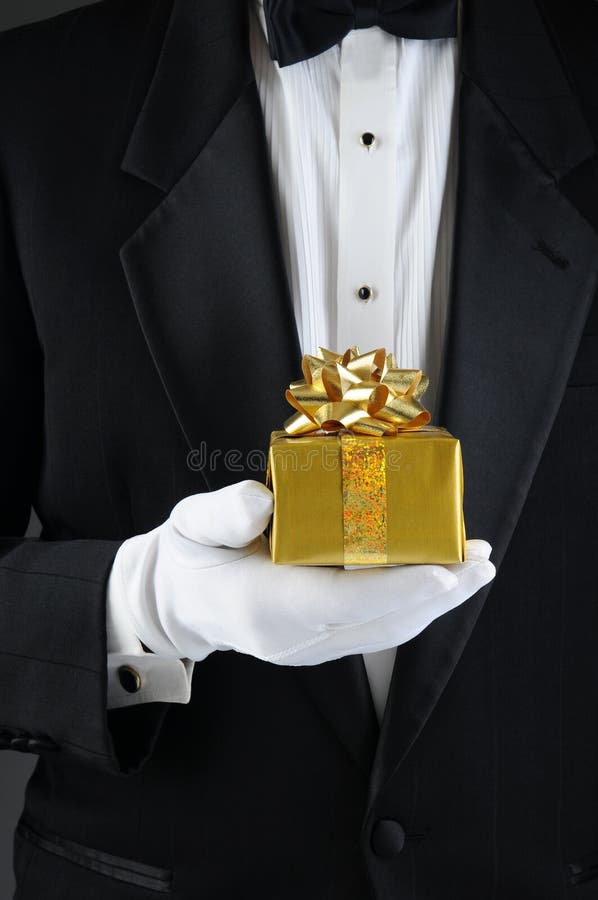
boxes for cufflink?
[117,665,142,693]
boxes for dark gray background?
[0,3,96,896]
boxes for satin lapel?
[119,0,378,776]
[120,0,301,489]
[367,0,598,810]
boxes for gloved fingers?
[187,549,459,658]
[363,554,495,645]
[170,480,273,549]
[291,559,459,628]
[263,591,455,664]
[440,553,496,597]
[276,557,493,665]
[463,538,492,562]
[262,550,495,664]
[436,539,496,587]
[303,604,446,662]
[326,540,495,629]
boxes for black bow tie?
[263,0,459,68]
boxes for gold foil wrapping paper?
[267,426,466,566]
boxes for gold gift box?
[267,425,466,566]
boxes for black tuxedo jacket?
[1,1,597,897]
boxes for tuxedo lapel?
[367,0,598,810]
[119,0,378,776]
[120,0,301,490]
[122,0,254,193]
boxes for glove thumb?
[170,480,274,548]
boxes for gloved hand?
[109,480,496,666]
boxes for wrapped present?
[266,347,466,565]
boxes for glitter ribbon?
[341,433,388,564]
[284,346,431,437]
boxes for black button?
[360,131,376,147]
[118,665,142,694]
[10,736,31,753]
[357,285,372,301]
[371,819,406,858]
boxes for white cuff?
[107,652,195,709]
[105,559,195,709]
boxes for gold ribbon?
[341,433,388,565]
[284,346,431,437]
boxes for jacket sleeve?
[0,177,170,776]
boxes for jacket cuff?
[0,538,171,775]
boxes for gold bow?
[284,347,431,437]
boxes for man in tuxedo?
[1,0,597,897]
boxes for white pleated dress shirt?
[106,1,461,724]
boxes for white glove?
[109,480,495,666]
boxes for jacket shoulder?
[0,0,156,63]
[0,0,169,121]
[0,0,172,178]
[537,0,598,144]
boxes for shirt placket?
[336,27,398,353]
